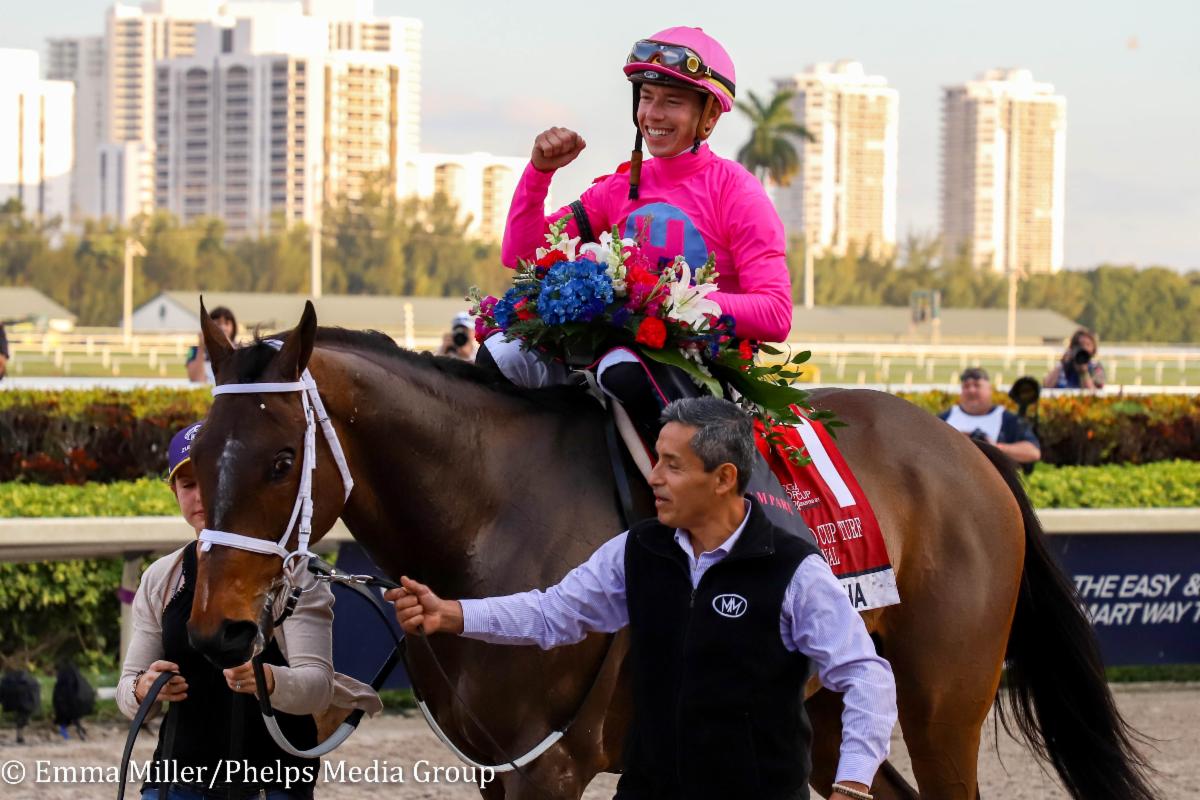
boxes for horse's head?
[187,299,349,668]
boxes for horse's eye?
[271,451,295,480]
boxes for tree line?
[1,184,1197,343]
[788,234,1200,343]
[0,173,508,327]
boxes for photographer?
[1044,328,1105,390]
[940,367,1041,465]
[439,312,477,362]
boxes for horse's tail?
[971,439,1158,800]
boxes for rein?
[118,343,614,797]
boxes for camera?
[451,329,470,348]
[1068,346,1092,366]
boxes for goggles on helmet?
[626,40,735,97]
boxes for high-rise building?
[99,1,217,219]
[400,152,540,242]
[941,68,1066,274]
[48,36,109,219]
[773,61,899,258]
[154,9,421,236]
[0,50,74,221]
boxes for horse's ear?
[199,296,234,380]
[277,301,317,379]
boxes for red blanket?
[754,416,900,611]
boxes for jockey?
[478,27,793,436]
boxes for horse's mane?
[230,327,591,413]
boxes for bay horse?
[186,301,1154,800]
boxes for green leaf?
[641,347,722,398]
[758,344,783,355]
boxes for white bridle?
[197,341,353,576]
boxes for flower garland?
[469,215,839,458]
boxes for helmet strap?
[693,94,716,153]
[629,130,643,200]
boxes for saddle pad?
[753,417,900,612]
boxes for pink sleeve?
[708,174,794,342]
[500,162,608,268]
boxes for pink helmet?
[623,27,737,113]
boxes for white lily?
[663,259,721,330]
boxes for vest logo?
[712,593,748,618]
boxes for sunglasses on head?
[627,40,734,96]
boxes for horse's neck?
[322,349,612,594]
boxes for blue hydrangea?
[492,287,526,330]
[537,259,614,326]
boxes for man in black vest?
[388,397,896,799]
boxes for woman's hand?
[531,127,586,173]
[385,576,464,636]
[224,661,274,696]
[135,660,187,703]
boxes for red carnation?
[514,297,536,321]
[635,317,667,349]
[738,340,754,362]
[535,250,568,268]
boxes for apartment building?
[401,152,540,242]
[773,61,899,258]
[154,9,420,236]
[941,68,1067,274]
[0,50,74,221]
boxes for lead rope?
[302,560,595,799]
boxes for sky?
[6,0,1198,269]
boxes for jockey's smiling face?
[637,83,717,158]
[649,421,739,530]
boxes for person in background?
[118,422,381,799]
[0,321,9,381]
[186,306,238,383]
[940,367,1041,465]
[1044,328,1105,390]
[439,312,477,362]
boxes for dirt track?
[0,684,1193,798]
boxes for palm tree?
[735,89,813,187]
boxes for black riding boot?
[599,362,670,445]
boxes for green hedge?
[0,389,1195,483]
[0,388,210,483]
[0,559,126,672]
[902,390,1200,466]
[1023,460,1200,508]
[0,478,176,517]
[0,479,174,671]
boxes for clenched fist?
[385,576,464,636]
[531,127,586,173]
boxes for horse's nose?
[188,619,259,669]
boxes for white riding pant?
[481,333,641,398]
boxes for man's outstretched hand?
[385,576,464,635]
